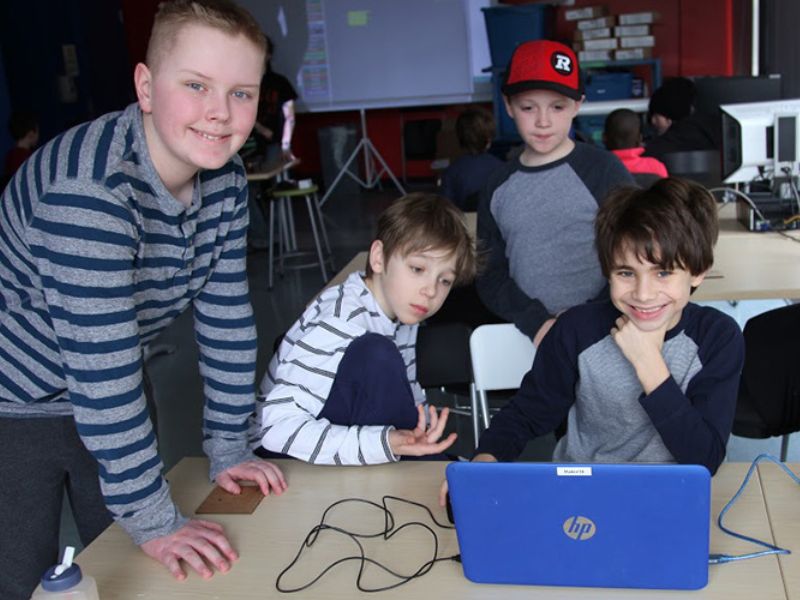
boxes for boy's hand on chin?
[610,316,670,394]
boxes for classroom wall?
[0,0,133,145]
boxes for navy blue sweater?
[477,301,744,474]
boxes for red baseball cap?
[502,40,583,100]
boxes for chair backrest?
[469,324,536,392]
[660,150,721,188]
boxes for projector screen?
[240,0,492,112]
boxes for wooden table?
[76,459,786,599]
[758,461,800,599]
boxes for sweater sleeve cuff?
[208,447,258,482]
[116,479,189,546]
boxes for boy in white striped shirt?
[253,193,477,464]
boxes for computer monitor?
[693,75,783,118]
[720,98,800,184]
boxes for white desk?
[76,460,785,599]
[758,462,800,599]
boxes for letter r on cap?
[554,55,572,72]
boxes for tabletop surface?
[75,459,789,599]
[758,462,800,600]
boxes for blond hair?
[146,0,266,72]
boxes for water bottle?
[30,546,99,600]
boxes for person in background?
[440,107,503,212]
[604,108,668,178]
[0,2,286,596]
[253,35,298,164]
[247,34,299,249]
[643,77,719,161]
[3,111,39,188]
[476,39,633,348]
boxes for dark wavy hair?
[595,177,718,278]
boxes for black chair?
[660,150,721,189]
[416,322,481,445]
[734,304,800,460]
[632,172,662,188]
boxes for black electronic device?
[736,192,800,231]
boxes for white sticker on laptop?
[557,467,592,476]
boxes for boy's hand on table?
[610,315,670,394]
[438,453,497,507]
[141,519,237,581]
[389,405,457,458]
[215,459,288,497]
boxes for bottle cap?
[41,563,83,592]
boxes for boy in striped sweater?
[0,1,286,596]
[254,193,477,464]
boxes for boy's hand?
[215,459,287,497]
[610,316,670,394]
[141,519,237,581]
[389,405,457,458]
[438,453,496,507]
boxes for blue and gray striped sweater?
[0,103,257,544]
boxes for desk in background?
[75,459,786,599]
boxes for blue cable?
[709,453,799,565]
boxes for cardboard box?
[578,49,612,62]
[575,27,612,40]
[577,16,616,30]
[580,37,619,51]
[618,11,661,25]
[564,6,607,21]
[614,47,653,60]
[614,24,650,37]
[619,35,656,48]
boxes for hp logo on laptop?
[563,516,596,541]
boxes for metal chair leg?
[305,194,329,282]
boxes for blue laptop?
[446,462,711,590]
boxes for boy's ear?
[503,95,514,119]
[690,270,708,289]
[368,240,386,275]
[134,63,154,114]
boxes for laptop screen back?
[446,462,710,590]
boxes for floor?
[61,182,800,552]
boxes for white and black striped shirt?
[255,272,424,464]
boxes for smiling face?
[365,241,458,325]
[135,23,263,199]
[504,89,582,166]
[609,244,706,332]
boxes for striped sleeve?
[27,180,184,544]
[257,312,397,465]
[192,184,258,480]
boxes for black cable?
[275,495,458,593]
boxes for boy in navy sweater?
[441,178,744,504]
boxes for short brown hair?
[456,108,495,155]
[365,193,477,285]
[146,0,266,72]
[595,177,718,278]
